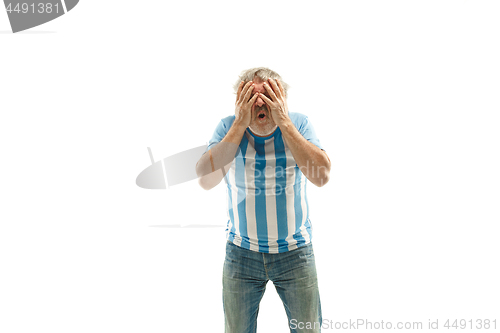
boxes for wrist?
[232,118,248,131]
[221,120,246,145]
[278,116,293,130]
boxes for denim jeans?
[222,240,322,333]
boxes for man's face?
[248,77,277,136]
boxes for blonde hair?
[233,67,289,97]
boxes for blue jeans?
[222,240,322,333]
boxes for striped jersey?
[206,112,325,253]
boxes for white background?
[1,1,499,332]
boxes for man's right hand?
[196,81,255,190]
[234,81,258,128]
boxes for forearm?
[280,119,331,187]
[196,121,247,190]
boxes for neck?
[248,125,278,137]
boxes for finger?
[276,78,285,97]
[258,92,273,106]
[238,81,253,103]
[268,78,282,100]
[242,84,254,104]
[247,91,259,106]
[242,81,253,99]
[236,81,244,102]
[263,82,278,102]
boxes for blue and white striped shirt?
[206,112,324,253]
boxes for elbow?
[314,162,331,187]
[195,160,211,190]
[314,173,330,187]
[198,177,212,190]
[197,170,220,191]
[195,159,204,179]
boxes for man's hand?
[235,81,259,128]
[259,78,330,187]
[258,78,290,127]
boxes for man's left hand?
[258,78,290,127]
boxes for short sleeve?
[296,115,325,151]
[204,118,230,153]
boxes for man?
[196,67,331,333]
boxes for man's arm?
[259,78,331,187]
[280,120,331,187]
[195,122,246,190]
[196,81,257,190]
